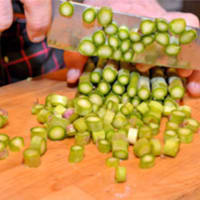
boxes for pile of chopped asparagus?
[23,58,199,183]
[59,2,197,61]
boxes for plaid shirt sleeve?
[0,0,65,86]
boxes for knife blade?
[47,1,200,70]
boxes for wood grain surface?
[1,70,200,200]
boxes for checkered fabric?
[0,0,65,86]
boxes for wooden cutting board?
[1,70,200,200]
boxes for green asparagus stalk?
[68,145,84,163]
[168,76,185,99]
[163,138,180,157]
[75,131,90,146]
[74,97,92,116]
[178,128,193,144]
[150,138,162,156]
[0,134,9,146]
[31,127,47,140]
[106,157,120,168]
[86,116,103,132]
[138,125,152,139]
[112,113,128,129]
[92,130,105,143]
[97,139,111,153]
[133,138,152,158]
[30,135,47,156]
[127,72,140,97]
[9,136,24,152]
[139,154,155,169]
[23,148,41,168]
[73,117,88,132]
[164,129,178,141]
[138,76,150,100]
[115,166,127,183]
[31,103,44,115]
[183,118,199,132]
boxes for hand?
[0,0,52,43]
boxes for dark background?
[159,0,200,18]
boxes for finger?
[176,69,193,78]
[187,70,200,97]
[20,0,52,43]
[135,64,153,73]
[0,0,13,32]
[63,51,88,84]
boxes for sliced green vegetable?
[59,1,74,17]
[68,145,84,163]
[82,7,96,24]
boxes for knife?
[47,1,200,70]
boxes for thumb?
[187,70,200,97]
[20,0,52,43]
[64,51,88,84]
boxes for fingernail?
[31,35,45,43]
[187,81,200,97]
[67,69,80,83]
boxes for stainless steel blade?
[47,1,200,69]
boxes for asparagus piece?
[82,7,97,24]
[97,7,113,27]
[183,118,199,132]
[127,72,140,98]
[31,104,44,115]
[97,139,111,153]
[79,38,96,56]
[90,68,102,84]
[140,19,156,35]
[23,148,41,168]
[118,26,129,40]
[169,18,186,35]
[97,81,111,95]
[102,64,118,83]
[170,110,186,124]
[178,128,193,144]
[128,128,138,145]
[73,117,88,132]
[9,136,24,152]
[86,116,103,132]
[0,134,9,146]
[138,76,150,100]
[118,69,130,86]
[68,145,84,163]
[139,154,155,169]
[164,129,178,141]
[92,30,106,46]
[75,131,90,146]
[115,166,127,183]
[106,157,120,168]
[30,135,47,156]
[105,22,118,35]
[156,18,168,32]
[74,97,92,116]
[134,138,152,158]
[59,1,74,17]
[112,113,128,129]
[92,130,105,143]
[48,126,66,141]
[150,138,162,156]
[163,138,180,157]
[138,125,152,139]
[151,77,168,100]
